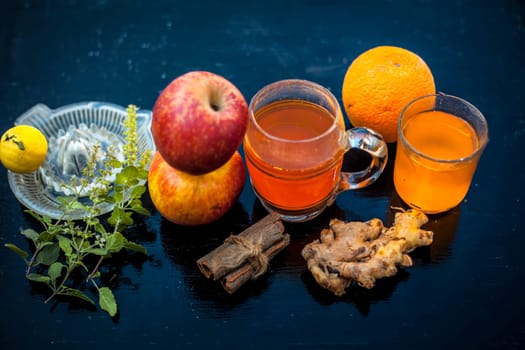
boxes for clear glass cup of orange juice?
[393,93,489,214]
[244,79,388,222]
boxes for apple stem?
[210,103,220,112]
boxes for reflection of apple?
[151,71,248,175]
[148,150,246,226]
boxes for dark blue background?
[1,1,524,349]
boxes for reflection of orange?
[342,46,435,143]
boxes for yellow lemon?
[0,125,48,173]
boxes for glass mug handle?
[338,127,388,191]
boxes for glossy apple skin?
[148,150,246,226]
[152,71,248,175]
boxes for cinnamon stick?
[221,233,290,293]
[196,212,289,293]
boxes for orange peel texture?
[342,46,436,143]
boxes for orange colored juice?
[394,110,480,213]
[244,100,343,211]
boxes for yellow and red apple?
[151,71,248,175]
[148,150,246,226]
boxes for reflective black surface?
[1,1,524,349]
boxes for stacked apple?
[148,71,248,226]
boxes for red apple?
[148,150,246,226]
[151,71,248,175]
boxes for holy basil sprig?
[5,104,152,317]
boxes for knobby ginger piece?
[301,209,434,296]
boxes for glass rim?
[398,92,489,164]
[248,79,341,144]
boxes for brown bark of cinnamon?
[197,212,289,293]
[220,233,290,293]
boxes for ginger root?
[301,209,433,296]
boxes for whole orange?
[341,46,435,143]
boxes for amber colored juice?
[394,110,480,213]
[244,100,342,211]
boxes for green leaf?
[56,235,73,256]
[84,248,108,256]
[123,210,134,225]
[137,168,148,180]
[94,223,107,235]
[116,166,138,186]
[78,237,92,250]
[68,201,86,210]
[38,231,56,242]
[130,185,146,198]
[56,196,69,204]
[42,214,53,225]
[48,262,63,283]
[4,243,29,260]
[36,243,60,266]
[46,224,64,235]
[123,241,147,255]
[99,193,114,204]
[107,208,122,226]
[108,208,134,228]
[106,232,125,253]
[56,195,75,207]
[85,216,100,226]
[127,178,139,187]
[60,287,95,305]
[26,273,51,283]
[20,228,39,242]
[57,196,85,211]
[39,241,56,248]
[98,287,117,317]
[109,159,122,168]
[112,189,124,203]
[131,206,150,216]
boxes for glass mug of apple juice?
[244,79,388,222]
[393,93,489,214]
